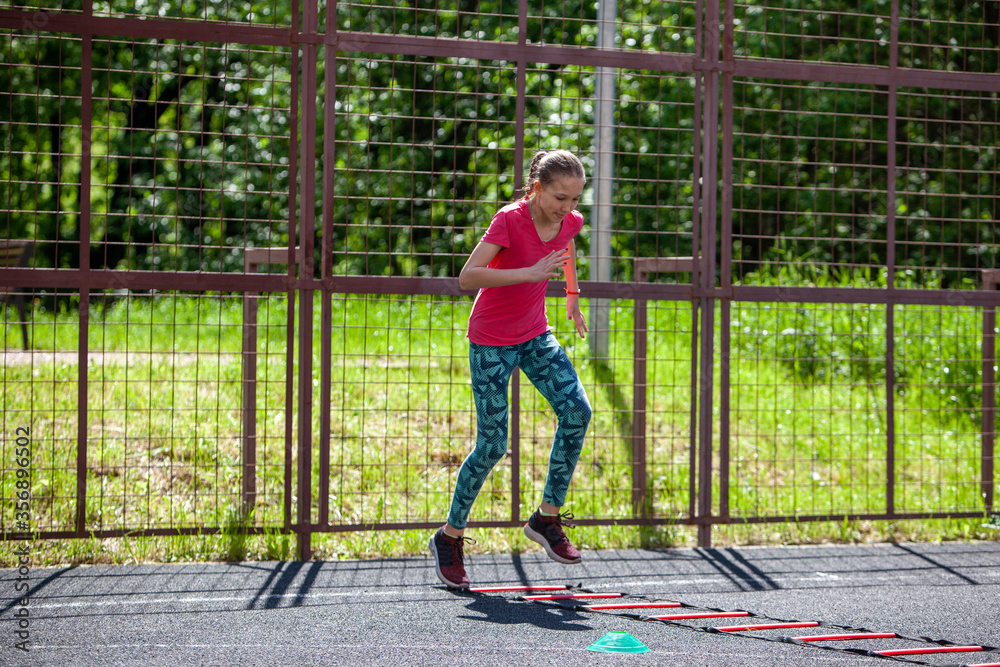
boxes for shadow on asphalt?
[455,593,594,631]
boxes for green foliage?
[4,2,996,281]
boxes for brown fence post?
[982,270,999,511]
[633,295,648,520]
[884,0,900,520]
[296,0,320,561]
[511,369,521,523]
[719,0,734,524]
[242,256,260,522]
[697,0,722,549]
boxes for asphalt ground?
[2,540,999,666]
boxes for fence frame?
[1,0,998,558]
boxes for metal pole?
[241,261,259,520]
[510,0,528,524]
[983,304,996,512]
[318,0,339,532]
[982,271,998,511]
[718,0,735,525]
[296,0,319,560]
[284,0,300,535]
[633,297,648,518]
[885,0,899,519]
[688,4,704,526]
[75,12,94,536]
[590,0,617,358]
[697,0,720,549]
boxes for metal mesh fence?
[89,39,295,274]
[328,53,516,278]
[731,79,890,283]
[93,0,294,25]
[2,33,83,269]
[893,304,984,514]
[1,289,81,534]
[898,0,1000,73]
[895,88,1000,288]
[324,293,472,526]
[1,0,997,554]
[733,3,892,66]
[729,301,889,519]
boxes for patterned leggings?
[447,331,592,530]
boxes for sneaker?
[524,510,582,565]
[429,527,472,589]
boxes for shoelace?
[447,535,476,564]
[542,511,576,528]
[541,511,576,541]
[553,511,576,528]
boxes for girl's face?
[532,176,585,226]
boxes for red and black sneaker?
[429,527,472,589]
[524,510,582,565]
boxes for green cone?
[586,631,651,654]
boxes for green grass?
[1,277,998,566]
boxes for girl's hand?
[567,296,588,339]
[525,249,570,283]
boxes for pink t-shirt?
[467,199,585,346]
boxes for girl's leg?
[445,342,519,530]
[519,332,592,508]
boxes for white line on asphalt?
[26,588,445,610]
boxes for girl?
[429,149,593,589]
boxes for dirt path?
[0,350,241,366]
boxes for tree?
[3,0,996,284]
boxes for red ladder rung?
[716,622,820,632]
[875,646,982,656]
[522,593,624,600]
[793,633,897,642]
[469,586,567,593]
[648,611,750,621]
[584,602,682,611]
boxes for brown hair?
[522,149,585,199]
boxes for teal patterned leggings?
[447,331,592,530]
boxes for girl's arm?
[564,239,588,339]
[459,241,568,291]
